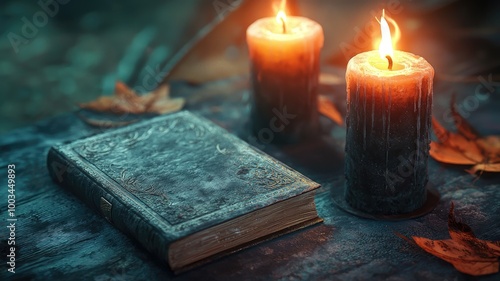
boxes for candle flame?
[276,10,287,25]
[378,10,394,59]
[274,0,287,13]
[275,0,287,33]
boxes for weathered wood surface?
[1,74,499,281]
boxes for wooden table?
[1,74,499,280]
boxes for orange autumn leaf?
[467,163,500,174]
[318,95,344,126]
[431,118,483,163]
[75,112,139,128]
[149,98,185,115]
[477,136,500,163]
[430,100,500,174]
[78,82,185,128]
[430,142,477,165]
[79,82,185,116]
[400,203,500,276]
[115,81,141,102]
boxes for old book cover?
[47,111,321,273]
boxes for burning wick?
[277,11,287,34]
[386,55,393,70]
[378,10,394,70]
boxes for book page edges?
[168,191,321,272]
[173,216,322,274]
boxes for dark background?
[1,0,499,133]
[1,1,500,280]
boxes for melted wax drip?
[415,80,423,186]
[363,81,367,150]
[385,83,392,192]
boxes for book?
[47,111,321,273]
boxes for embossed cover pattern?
[47,111,319,269]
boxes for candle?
[246,5,324,144]
[344,11,434,215]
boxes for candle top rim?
[247,16,323,41]
[347,50,434,78]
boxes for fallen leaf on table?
[75,112,139,128]
[430,99,500,174]
[431,118,484,163]
[149,97,185,114]
[318,95,344,126]
[477,136,500,163]
[398,203,500,276]
[78,82,185,127]
[80,82,184,115]
[466,163,500,174]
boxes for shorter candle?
[246,11,324,143]
[344,12,434,215]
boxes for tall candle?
[344,12,434,215]
[246,9,324,143]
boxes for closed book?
[47,111,321,273]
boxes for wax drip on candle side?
[363,80,367,151]
[415,81,422,186]
[386,82,394,192]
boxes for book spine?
[46,147,171,268]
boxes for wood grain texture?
[1,74,499,280]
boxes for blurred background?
[1,0,499,133]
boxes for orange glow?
[378,10,394,59]
[276,11,287,25]
[275,0,287,34]
[273,0,287,14]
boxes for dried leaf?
[477,136,500,163]
[430,142,477,165]
[115,81,139,101]
[150,98,185,115]
[401,203,500,276]
[431,118,484,163]
[142,84,169,110]
[430,103,500,173]
[78,82,184,127]
[76,112,139,128]
[318,95,344,126]
[412,237,499,276]
[80,82,184,115]
[467,163,500,174]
